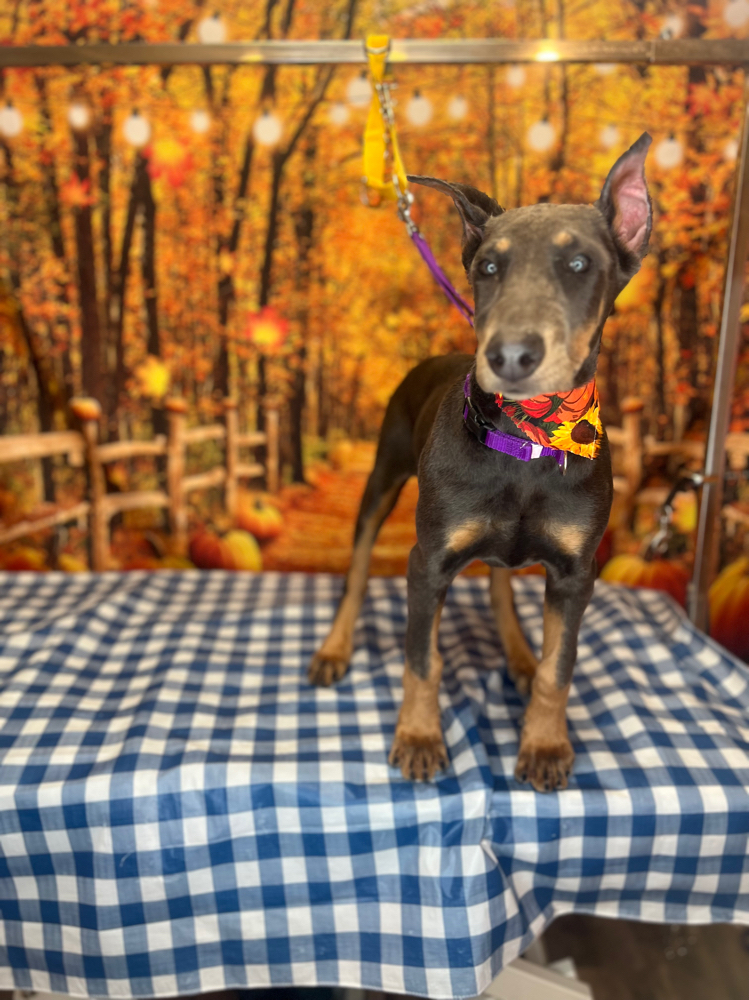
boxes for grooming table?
[0,571,747,1000]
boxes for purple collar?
[463,373,568,471]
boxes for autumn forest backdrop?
[1,0,749,578]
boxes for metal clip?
[394,181,416,234]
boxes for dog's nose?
[486,334,545,382]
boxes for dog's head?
[409,133,652,398]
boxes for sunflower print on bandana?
[495,379,603,460]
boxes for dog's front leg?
[389,543,449,781]
[515,560,596,792]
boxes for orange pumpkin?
[189,531,224,569]
[189,529,262,572]
[236,495,283,542]
[709,557,749,661]
[600,553,689,607]
[0,545,47,572]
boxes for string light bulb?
[0,102,23,139]
[328,102,349,126]
[594,63,616,75]
[406,90,432,127]
[190,109,211,134]
[654,134,683,169]
[68,101,92,132]
[506,65,526,88]
[723,137,739,161]
[723,0,749,28]
[447,95,468,120]
[197,13,227,43]
[346,72,372,108]
[252,110,282,147]
[660,13,684,38]
[122,110,151,148]
[600,124,619,149]
[526,119,556,153]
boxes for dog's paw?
[389,731,449,782]
[308,652,349,687]
[515,740,574,792]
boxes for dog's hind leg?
[490,568,538,696]
[309,452,412,687]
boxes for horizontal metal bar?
[1,38,747,68]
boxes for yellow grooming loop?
[362,34,414,226]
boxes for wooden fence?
[2,393,747,569]
[0,397,279,570]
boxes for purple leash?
[462,373,568,471]
[410,230,475,326]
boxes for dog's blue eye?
[568,254,590,274]
[479,260,498,276]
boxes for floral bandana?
[494,379,603,460]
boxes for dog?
[309,134,653,791]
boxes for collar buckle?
[464,392,494,445]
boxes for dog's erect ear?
[407,175,504,269]
[596,133,653,267]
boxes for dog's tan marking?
[552,230,573,247]
[495,237,511,253]
[490,568,537,695]
[390,605,448,781]
[515,603,574,791]
[545,522,586,557]
[309,482,401,686]
[446,520,486,552]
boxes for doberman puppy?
[310,134,653,791]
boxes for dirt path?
[262,442,491,577]
[262,458,419,575]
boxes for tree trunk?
[1,137,67,501]
[112,154,147,426]
[288,134,317,483]
[73,130,103,404]
[252,0,358,432]
[34,75,66,262]
[317,339,328,439]
[95,120,115,424]
[214,132,256,399]
[141,165,167,445]
[33,74,75,404]
[674,1,708,434]
[486,66,498,202]
[212,0,295,399]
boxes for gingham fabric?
[0,571,748,1000]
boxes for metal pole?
[0,38,747,68]
[688,72,749,630]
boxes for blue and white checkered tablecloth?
[0,570,748,1000]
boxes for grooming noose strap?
[363,34,475,326]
